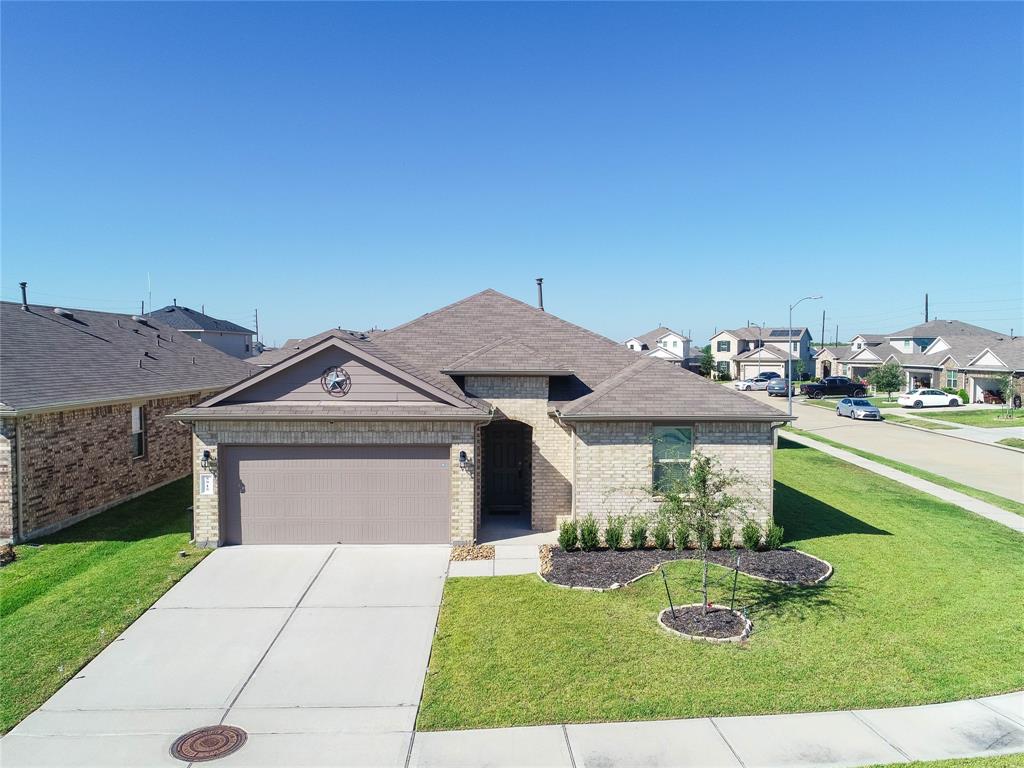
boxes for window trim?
[131,405,147,460]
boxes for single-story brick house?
[174,290,791,547]
[0,298,256,542]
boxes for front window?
[791,341,799,352]
[131,406,146,459]
[653,426,692,492]
[946,370,958,389]
[717,340,731,352]
[716,361,729,374]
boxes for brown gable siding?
[222,348,436,404]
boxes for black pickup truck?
[799,376,867,399]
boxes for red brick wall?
[13,393,202,540]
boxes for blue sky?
[2,2,1021,346]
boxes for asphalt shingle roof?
[442,337,572,374]
[719,326,810,342]
[147,305,254,335]
[0,301,257,413]
[629,327,689,349]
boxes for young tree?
[868,361,904,401]
[794,359,807,381]
[699,347,715,378]
[654,452,750,614]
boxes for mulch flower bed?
[0,544,15,567]
[544,546,831,590]
[659,605,750,641]
[450,545,495,562]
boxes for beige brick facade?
[465,376,573,531]
[573,420,774,527]
[1,394,199,542]
[190,420,477,547]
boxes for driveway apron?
[0,545,450,768]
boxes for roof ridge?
[376,289,503,338]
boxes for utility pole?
[140,301,145,315]
[788,295,823,417]
[821,310,826,349]
[925,293,929,322]
[254,309,260,342]
[835,324,839,347]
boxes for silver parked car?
[734,376,772,391]
[836,397,881,420]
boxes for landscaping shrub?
[694,519,715,551]
[673,521,691,549]
[765,522,785,550]
[557,519,578,552]
[628,519,648,550]
[718,521,735,549]
[958,388,970,404]
[653,519,671,550]
[603,516,625,551]
[741,519,762,550]
[579,515,600,551]
[718,372,732,382]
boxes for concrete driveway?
[748,390,1024,502]
[0,545,450,767]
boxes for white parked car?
[897,388,962,409]
[734,376,771,391]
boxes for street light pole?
[788,295,823,417]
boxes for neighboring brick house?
[147,302,256,359]
[174,290,791,547]
[832,320,1023,402]
[0,299,255,542]
[709,326,813,380]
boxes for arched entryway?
[481,419,532,527]
[822,360,832,378]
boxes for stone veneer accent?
[573,420,774,528]
[191,420,476,547]
[465,376,573,532]
[0,394,198,542]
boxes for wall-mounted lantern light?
[459,450,468,469]
[200,449,217,473]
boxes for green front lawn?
[418,440,1024,731]
[869,759,1024,768]
[0,478,208,733]
[882,413,960,430]
[915,409,1024,429]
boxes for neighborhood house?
[709,326,814,381]
[175,290,791,547]
[814,320,1023,402]
[0,298,255,542]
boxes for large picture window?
[653,426,692,491]
[131,405,146,459]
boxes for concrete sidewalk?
[448,544,541,577]
[783,430,1024,533]
[408,693,1024,767]
[885,408,1024,448]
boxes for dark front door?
[482,420,531,515]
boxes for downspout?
[554,410,576,521]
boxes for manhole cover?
[170,725,247,762]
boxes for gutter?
[557,413,797,423]
[166,411,493,423]
[3,387,237,417]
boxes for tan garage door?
[221,445,451,545]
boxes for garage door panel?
[222,445,451,545]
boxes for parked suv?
[799,376,866,399]
[766,378,793,397]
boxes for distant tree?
[868,361,904,401]
[794,359,807,381]
[699,347,715,378]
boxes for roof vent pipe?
[54,308,74,319]
[536,277,544,312]
[19,282,28,311]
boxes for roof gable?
[966,348,1008,369]
[848,347,882,362]
[201,334,478,410]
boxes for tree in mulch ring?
[0,544,16,567]
[658,603,751,643]
[649,450,755,614]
